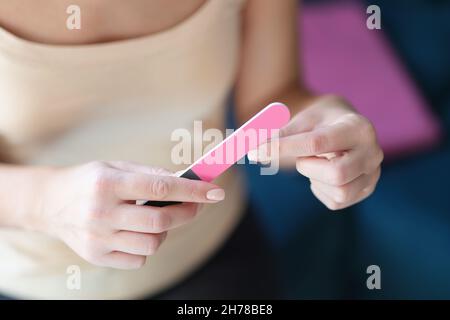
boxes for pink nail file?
[144,102,290,207]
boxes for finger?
[310,167,381,204]
[100,251,147,270]
[310,182,373,211]
[113,172,225,202]
[280,109,321,137]
[296,153,361,186]
[279,94,341,137]
[296,148,382,186]
[107,161,172,176]
[108,231,166,256]
[110,202,199,233]
[310,183,341,210]
[257,121,359,161]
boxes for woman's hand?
[249,95,383,210]
[37,161,225,269]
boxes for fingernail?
[248,149,271,163]
[247,150,258,162]
[206,189,225,201]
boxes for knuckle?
[86,160,108,171]
[308,134,328,154]
[364,149,383,175]
[182,204,199,221]
[343,112,363,122]
[373,167,382,183]
[148,211,171,232]
[134,256,147,268]
[190,188,198,202]
[343,113,376,142]
[189,204,200,218]
[92,175,110,196]
[334,186,350,203]
[149,178,170,200]
[368,185,376,196]
[329,162,347,186]
[359,117,377,142]
[144,236,160,255]
[86,165,113,197]
[145,212,155,231]
[344,113,366,126]
[375,148,384,166]
[325,200,341,211]
[112,160,127,168]
[188,182,199,201]
[363,183,377,196]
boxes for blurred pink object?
[300,1,442,157]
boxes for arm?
[236,0,383,210]
[235,0,310,122]
[0,164,53,231]
[0,161,225,269]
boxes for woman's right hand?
[36,161,225,269]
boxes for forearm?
[0,164,54,231]
[234,0,315,124]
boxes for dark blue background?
[235,0,450,298]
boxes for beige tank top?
[0,0,246,299]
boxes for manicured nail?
[206,189,225,201]
[247,150,258,162]
[248,149,271,164]
[259,159,272,165]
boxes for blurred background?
[238,0,450,299]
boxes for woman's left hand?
[249,95,383,210]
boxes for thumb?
[279,110,319,138]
